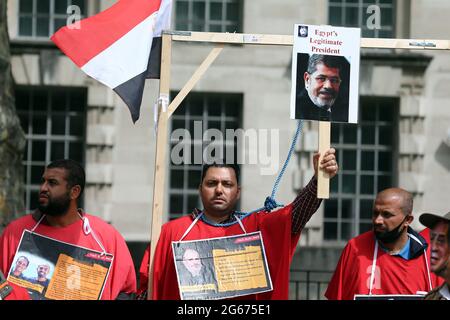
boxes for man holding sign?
[138,150,339,299]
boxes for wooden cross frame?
[147,31,450,299]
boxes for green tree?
[0,1,26,232]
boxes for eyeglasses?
[313,75,342,85]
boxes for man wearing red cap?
[419,212,450,300]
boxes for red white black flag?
[51,0,172,123]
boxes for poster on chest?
[7,230,112,300]
[172,231,272,300]
[290,24,361,124]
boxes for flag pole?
[147,32,172,300]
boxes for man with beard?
[0,159,136,300]
[31,264,51,287]
[181,249,203,279]
[420,212,450,300]
[295,54,349,122]
[325,188,442,299]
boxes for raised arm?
[292,148,338,234]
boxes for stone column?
[0,1,26,232]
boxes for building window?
[323,97,398,242]
[16,86,87,211]
[169,92,242,220]
[175,0,242,32]
[329,0,395,38]
[18,0,86,38]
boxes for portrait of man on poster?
[295,53,350,122]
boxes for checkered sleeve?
[291,177,322,234]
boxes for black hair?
[17,256,30,267]
[47,159,85,196]
[307,54,345,74]
[200,163,240,185]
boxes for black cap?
[419,211,450,229]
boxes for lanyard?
[369,234,433,295]
[30,211,107,256]
[179,212,247,242]
[369,241,379,295]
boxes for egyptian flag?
[51,0,172,123]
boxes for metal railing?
[289,269,334,300]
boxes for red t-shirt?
[0,213,136,300]
[325,230,443,300]
[2,282,31,300]
[139,205,299,300]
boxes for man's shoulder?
[83,213,122,236]
[255,204,293,222]
[327,96,347,118]
[84,213,110,225]
[296,93,316,112]
[10,213,35,224]
[163,215,193,230]
[151,215,194,243]
[2,214,35,234]
[346,231,375,250]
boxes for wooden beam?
[360,38,449,50]
[168,44,224,117]
[147,33,172,300]
[170,31,293,46]
[169,31,450,50]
